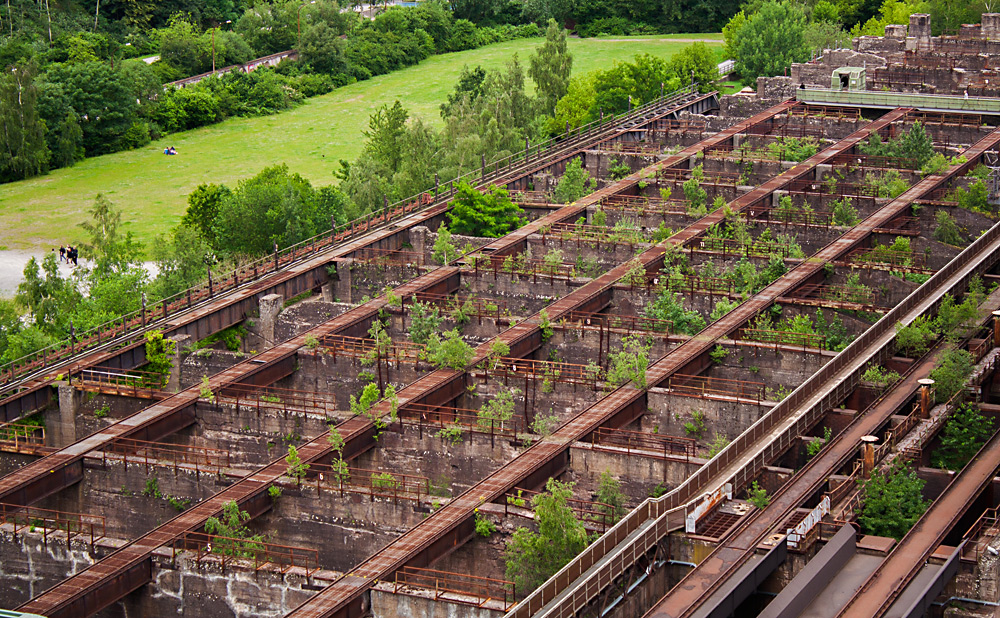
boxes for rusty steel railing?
[306,463,430,503]
[397,402,529,438]
[739,328,827,351]
[216,383,341,418]
[560,309,674,335]
[600,194,689,215]
[0,419,46,452]
[697,236,805,259]
[101,437,230,475]
[592,427,697,462]
[172,531,319,575]
[394,566,516,610]
[667,373,766,403]
[504,487,618,532]
[960,507,1000,562]
[0,503,105,549]
[847,246,928,269]
[77,367,170,398]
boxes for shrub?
[747,480,769,509]
[426,329,474,370]
[607,334,652,389]
[933,210,962,246]
[707,433,730,458]
[683,410,706,438]
[858,461,928,539]
[894,316,938,357]
[929,348,974,403]
[595,471,626,523]
[432,223,459,265]
[285,445,309,483]
[475,511,496,537]
[553,157,596,203]
[448,182,524,238]
[932,403,994,470]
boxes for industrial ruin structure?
[3,12,1000,618]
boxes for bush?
[448,182,524,238]
[932,210,962,246]
[929,348,974,403]
[858,461,928,539]
[932,403,994,470]
[894,316,938,357]
[426,329,474,370]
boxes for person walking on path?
[59,246,66,262]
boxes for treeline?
[0,0,541,183]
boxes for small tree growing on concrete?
[426,329,474,370]
[929,348,975,404]
[932,403,994,470]
[596,470,626,524]
[144,330,176,389]
[607,334,652,389]
[858,460,928,540]
[504,478,588,592]
[432,223,459,265]
[285,445,309,485]
[408,299,443,345]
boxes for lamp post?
[297,1,316,49]
[212,20,232,73]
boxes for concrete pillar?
[54,381,82,447]
[982,14,1000,40]
[885,24,907,39]
[410,226,429,259]
[992,310,1000,347]
[860,435,878,479]
[815,163,832,182]
[329,259,353,305]
[321,282,335,303]
[166,334,191,392]
[772,190,788,207]
[909,13,931,40]
[731,134,742,151]
[918,378,935,418]
[258,294,284,349]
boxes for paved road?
[0,251,158,298]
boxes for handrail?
[0,86,705,394]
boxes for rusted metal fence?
[394,566,516,610]
[217,384,340,419]
[960,507,1000,562]
[504,487,618,532]
[306,463,430,503]
[667,373,765,403]
[101,437,230,475]
[738,328,827,351]
[172,531,319,575]
[0,503,105,550]
[592,426,697,462]
[0,419,46,452]
[77,368,170,398]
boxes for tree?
[731,1,809,86]
[408,300,443,345]
[300,21,348,74]
[285,444,310,483]
[78,194,145,277]
[16,253,82,335]
[894,316,938,357]
[440,65,487,118]
[528,19,572,116]
[596,471,626,523]
[149,225,213,300]
[426,328,474,370]
[504,478,589,593]
[447,182,524,237]
[144,330,176,388]
[553,157,594,203]
[362,100,409,176]
[0,63,50,182]
[183,183,232,248]
[932,404,994,470]
[669,42,718,92]
[607,334,652,389]
[858,460,928,540]
[929,348,974,403]
[213,164,327,255]
[52,112,84,169]
[432,223,459,265]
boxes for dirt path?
[588,37,722,43]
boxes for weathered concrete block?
[258,293,284,348]
[167,334,191,392]
[54,381,82,447]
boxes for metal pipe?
[918,378,935,418]
[861,435,878,478]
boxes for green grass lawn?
[0,34,721,252]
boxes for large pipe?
[861,435,879,478]
[918,378,935,418]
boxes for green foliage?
[0,64,50,182]
[204,500,267,557]
[730,2,809,85]
[371,472,399,490]
[668,42,719,92]
[142,477,162,498]
[93,406,109,419]
[199,376,214,400]
[409,299,443,345]
[327,427,345,456]
[747,481,770,509]
[529,20,573,115]
[894,316,938,357]
[436,423,464,445]
[350,382,382,417]
[932,210,962,246]
[709,344,728,364]
[606,158,632,181]
[607,334,652,389]
[645,289,706,335]
[304,334,320,350]
[832,198,860,226]
[539,309,554,342]
[426,329,474,370]
[683,410,707,438]
[929,348,974,404]
[768,136,818,162]
[285,445,310,483]
[144,330,176,388]
[448,182,524,238]
[859,122,935,169]
[504,478,588,593]
[861,169,908,199]
[267,485,282,502]
[432,223,459,265]
[858,461,928,540]
[596,471,626,523]
[861,365,901,390]
[475,511,496,537]
[532,408,560,436]
[553,157,596,203]
[933,403,994,470]
[683,164,708,216]
[950,180,992,216]
[591,206,607,227]
[477,387,518,430]
[707,433,730,458]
